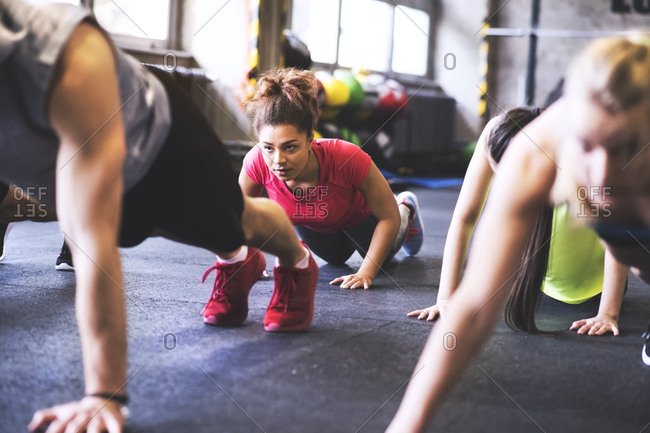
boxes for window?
[94,0,171,45]
[291,0,340,64]
[291,0,431,77]
[51,0,178,51]
[338,0,393,72]
[392,6,429,76]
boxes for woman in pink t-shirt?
[240,68,424,289]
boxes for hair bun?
[258,77,283,98]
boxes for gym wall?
[130,0,650,159]
[431,0,489,143]
[488,0,650,113]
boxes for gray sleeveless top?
[0,0,171,206]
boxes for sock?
[217,245,248,264]
[276,247,310,269]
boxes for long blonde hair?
[565,32,650,114]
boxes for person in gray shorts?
[0,2,318,432]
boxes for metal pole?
[525,0,541,106]
[258,0,287,73]
[485,28,633,38]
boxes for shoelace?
[406,225,421,240]
[201,263,235,305]
[270,270,297,312]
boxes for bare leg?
[152,196,305,264]
[238,196,306,266]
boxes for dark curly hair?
[244,68,321,136]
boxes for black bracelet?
[86,392,129,405]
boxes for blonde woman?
[387,34,650,432]
[408,107,628,336]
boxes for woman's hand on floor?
[570,314,619,336]
[407,301,449,322]
[29,397,126,433]
[329,272,374,290]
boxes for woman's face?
[564,95,650,211]
[257,123,313,182]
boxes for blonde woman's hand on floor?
[407,300,450,322]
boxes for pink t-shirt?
[244,139,373,233]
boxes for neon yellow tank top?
[541,204,605,304]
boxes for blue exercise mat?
[380,169,463,189]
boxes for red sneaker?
[264,248,319,332]
[201,247,266,326]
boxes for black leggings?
[119,66,245,252]
[0,181,9,203]
[296,215,397,265]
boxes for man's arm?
[29,23,127,433]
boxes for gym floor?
[1,185,649,433]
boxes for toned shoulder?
[511,102,564,176]
[53,23,115,93]
[48,22,122,144]
[498,103,567,206]
[528,101,564,157]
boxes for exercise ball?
[315,70,350,107]
[334,69,364,106]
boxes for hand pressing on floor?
[29,396,126,433]
[330,272,374,290]
[407,300,450,322]
[569,249,626,337]
[570,314,619,336]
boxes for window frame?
[76,0,182,52]
[289,0,434,83]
